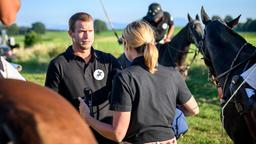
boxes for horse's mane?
[171,24,190,48]
[167,24,191,66]
[207,20,247,47]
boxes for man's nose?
[83,32,88,39]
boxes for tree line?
[212,15,256,32]
[0,19,108,36]
[0,22,46,36]
[0,19,107,47]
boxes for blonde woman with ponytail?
[79,21,199,144]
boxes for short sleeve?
[164,11,174,26]
[108,53,122,78]
[175,71,192,105]
[110,73,132,112]
[45,60,62,92]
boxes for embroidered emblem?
[93,69,104,80]
[162,23,168,29]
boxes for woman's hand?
[78,97,90,120]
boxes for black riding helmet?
[146,3,164,21]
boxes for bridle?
[163,22,202,75]
[184,20,204,72]
[197,20,256,89]
[187,20,222,87]
[200,40,256,92]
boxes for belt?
[122,137,176,144]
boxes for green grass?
[14,30,256,144]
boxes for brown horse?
[0,78,96,144]
[157,14,203,79]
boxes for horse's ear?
[188,13,193,22]
[196,14,200,21]
[226,15,241,29]
[201,6,210,25]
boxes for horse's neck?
[211,41,256,89]
[209,31,247,74]
[169,26,191,65]
[171,26,191,49]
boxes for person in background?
[45,12,121,144]
[143,2,174,44]
[118,3,175,69]
[79,21,199,143]
[0,0,25,80]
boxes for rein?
[202,42,256,88]
[167,45,197,54]
[181,49,199,71]
[216,43,248,81]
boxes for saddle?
[230,75,256,139]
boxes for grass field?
[13,29,256,144]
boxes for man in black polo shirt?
[143,3,174,44]
[45,12,121,144]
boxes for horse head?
[199,7,256,143]
[158,13,204,79]
[187,13,204,48]
[0,79,96,144]
[200,6,248,85]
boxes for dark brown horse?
[157,14,203,78]
[192,7,256,144]
[0,78,96,144]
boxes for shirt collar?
[131,56,159,71]
[65,45,99,60]
[131,56,145,66]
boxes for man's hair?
[69,12,93,32]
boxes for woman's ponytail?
[123,21,159,74]
[144,42,159,73]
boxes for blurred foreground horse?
[0,79,96,144]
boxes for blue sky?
[16,0,256,30]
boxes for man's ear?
[68,30,76,42]
[68,30,72,37]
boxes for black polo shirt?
[45,46,121,144]
[143,11,174,42]
[110,56,191,143]
[117,53,131,69]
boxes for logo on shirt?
[93,69,104,80]
[162,23,168,29]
